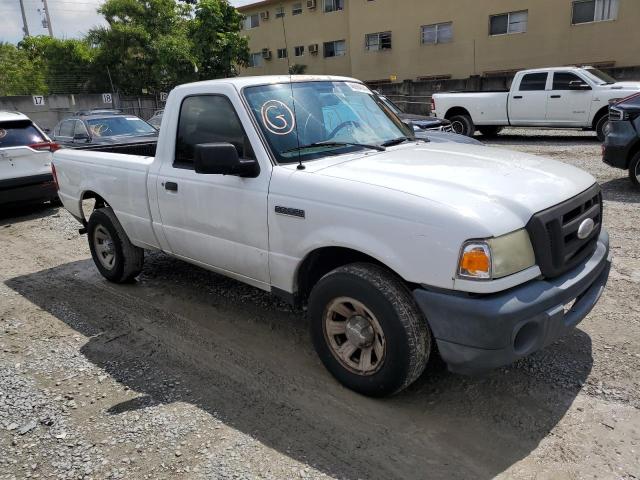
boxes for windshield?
[243,81,414,164]
[582,68,617,85]
[86,116,157,137]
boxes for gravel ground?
[1,128,639,479]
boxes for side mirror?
[73,133,91,142]
[569,80,591,90]
[194,143,259,177]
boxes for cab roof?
[0,111,30,123]
[173,75,361,93]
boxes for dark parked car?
[603,92,640,189]
[52,111,158,147]
[375,93,453,132]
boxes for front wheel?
[88,207,144,283]
[595,114,610,142]
[629,152,640,188]
[308,263,431,397]
[448,114,475,137]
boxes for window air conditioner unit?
[262,48,272,59]
[260,11,269,20]
[307,0,317,9]
[308,43,319,54]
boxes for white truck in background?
[432,66,640,141]
[52,75,611,397]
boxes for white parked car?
[432,67,640,141]
[0,111,59,206]
[52,76,611,396]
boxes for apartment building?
[238,0,640,82]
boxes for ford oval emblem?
[577,218,595,240]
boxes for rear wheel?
[629,152,640,188]
[308,263,431,397]
[448,114,475,137]
[595,114,610,142]
[478,126,503,138]
[88,207,144,283]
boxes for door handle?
[550,95,562,99]
[513,95,523,99]
[164,181,178,192]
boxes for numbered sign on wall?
[102,93,113,104]
[32,95,45,106]
[159,92,168,102]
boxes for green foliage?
[2,0,248,96]
[0,42,47,95]
[289,64,308,75]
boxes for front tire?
[449,114,475,137]
[595,114,610,142]
[629,152,640,188]
[88,207,144,283]
[308,263,431,397]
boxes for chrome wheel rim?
[635,161,640,183]
[93,225,116,270]
[323,297,385,376]
[451,120,465,135]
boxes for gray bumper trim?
[413,230,611,374]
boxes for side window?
[519,73,548,91]
[74,121,89,137]
[174,95,255,168]
[553,72,583,90]
[59,120,75,137]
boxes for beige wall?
[239,0,640,82]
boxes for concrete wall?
[0,94,161,131]
[239,0,640,82]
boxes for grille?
[526,184,602,278]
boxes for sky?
[0,0,255,44]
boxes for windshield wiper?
[381,136,428,147]
[282,141,385,155]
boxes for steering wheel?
[327,120,361,140]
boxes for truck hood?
[609,82,640,91]
[311,142,596,232]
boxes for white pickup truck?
[53,75,611,396]
[432,67,640,141]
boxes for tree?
[289,64,308,75]
[188,0,249,79]
[0,42,47,96]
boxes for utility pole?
[42,0,53,37]
[19,0,30,37]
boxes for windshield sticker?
[260,100,296,135]
[0,129,6,139]
[347,83,372,94]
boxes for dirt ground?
[1,128,639,480]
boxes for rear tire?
[478,126,503,138]
[308,263,431,397]
[448,114,475,137]
[88,207,144,283]
[595,114,610,142]
[629,152,640,188]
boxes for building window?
[324,40,346,57]
[421,22,453,44]
[277,48,288,59]
[572,0,619,24]
[489,10,528,35]
[519,73,548,91]
[248,52,262,67]
[324,0,344,13]
[292,3,303,15]
[365,31,392,51]
[294,45,305,56]
[244,13,259,29]
[275,6,285,18]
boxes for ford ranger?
[52,76,611,396]
[432,66,640,141]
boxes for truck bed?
[71,140,157,157]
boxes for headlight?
[458,229,536,280]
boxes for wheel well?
[627,140,640,169]
[80,190,108,223]
[592,106,609,130]
[445,107,471,120]
[296,247,409,302]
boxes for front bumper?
[602,120,636,170]
[413,230,611,375]
[0,174,57,205]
